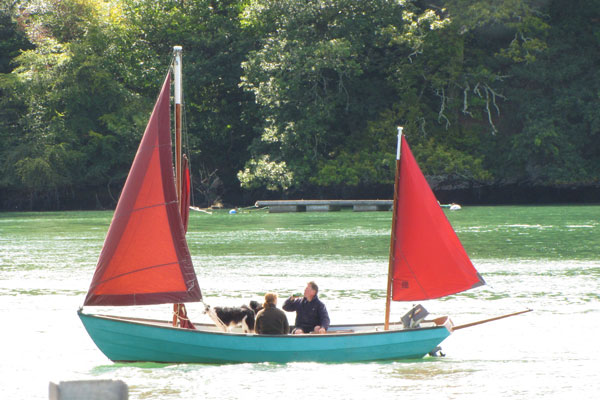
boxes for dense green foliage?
[0,0,598,209]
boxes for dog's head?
[249,300,263,314]
[203,304,211,314]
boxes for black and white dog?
[249,300,263,314]
[204,301,263,333]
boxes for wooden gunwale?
[81,311,451,337]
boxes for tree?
[0,2,34,207]
[239,0,452,194]
[2,0,149,209]
[496,0,600,186]
[121,0,261,206]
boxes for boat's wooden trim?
[82,311,452,337]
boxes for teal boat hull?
[78,311,452,363]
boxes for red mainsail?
[84,73,201,306]
[391,136,484,301]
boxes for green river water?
[0,205,599,399]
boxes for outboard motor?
[401,304,429,329]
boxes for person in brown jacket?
[255,292,290,335]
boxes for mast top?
[173,46,182,105]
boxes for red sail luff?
[180,156,191,233]
[84,73,201,306]
[173,156,194,328]
[391,136,484,301]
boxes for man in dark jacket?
[283,281,330,334]
[255,292,289,335]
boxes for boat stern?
[424,316,454,333]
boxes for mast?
[384,126,403,330]
[173,46,183,206]
[173,46,184,327]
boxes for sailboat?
[78,47,528,363]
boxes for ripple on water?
[1,207,600,399]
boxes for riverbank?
[1,183,599,211]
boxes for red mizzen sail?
[391,136,484,301]
[84,73,201,306]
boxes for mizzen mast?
[384,126,403,330]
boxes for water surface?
[0,205,598,399]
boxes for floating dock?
[255,200,392,213]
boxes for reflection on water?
[1,206,599,399]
